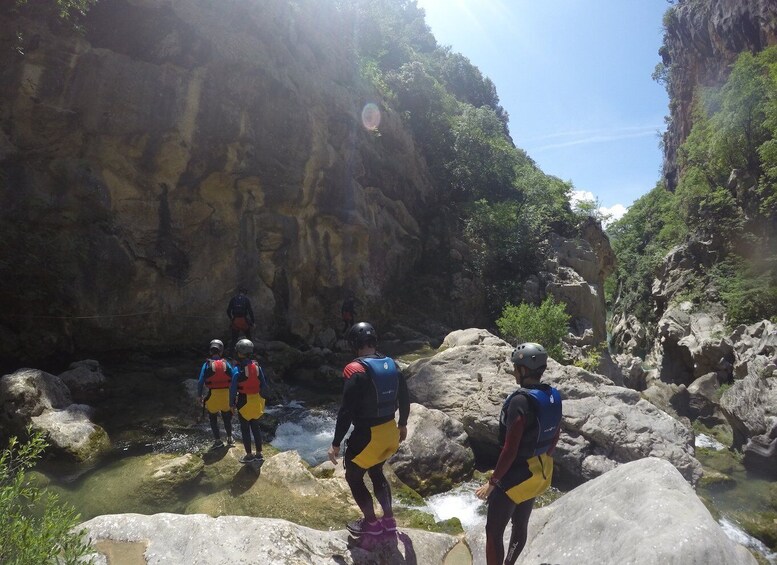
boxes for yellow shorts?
[350,420,400,470]
[238,394,265,420]
[205,388,230,413]
[504,454,553,504]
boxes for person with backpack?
[197,339,235,449]
[230,338,269,465]
[475,342,563,565]
[327,322,410,537]
[226,287,255,353]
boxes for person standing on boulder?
[226,287,255,354]
[230,338,269,465]
[197,339,235,449]
[327,322,410,537]
[476,342,563,565]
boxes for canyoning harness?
[356,356,399,419]
[236,361,263,395]
[499,385,562,457]
[204,359,231,389]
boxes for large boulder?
[30,404,110,462]
[0,368,109,462]
[80,514,469,565]
[58,359,108,403]
[720,361,777,449]
[650,303,734,387]
[518,458,756,565]
[406,330,703,485]
[0,368,72,434]
[389,403,474,495]
[742,421,777,479]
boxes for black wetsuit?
[332,354,410,522]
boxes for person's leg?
[504,498,535,565]
[248,418,262,455]
[366,463,392,518]
[239,413,252,455]
[208,412,220,441]
[345,458,377,522]
[485,488,516,565]
[222,411,233,444]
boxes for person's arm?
[197,362,207,397]
[229,365,239,407]
[226,297,234,319]
[476,395,528,500]
[332,374,360,447]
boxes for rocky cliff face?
[0,0,444,360]
[0,0,613,365]
[660,0,777,189]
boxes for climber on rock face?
[476,342,563,565]
[226,287,255,354]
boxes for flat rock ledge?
[80,513,472,565]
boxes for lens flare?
[361,103,381,131]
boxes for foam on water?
[425,481,486,531]
[270,408,339,465]
[695,433,726,450]
[719,517,777,564]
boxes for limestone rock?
[80,514,469,565]
[389,403,474,495]
[521,458,756,565]
[30,404,110,462]
[58,359,108,403]
[0,368,72,435]
[406,329,703,485]
[742,421,777,479]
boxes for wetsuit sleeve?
[229,365,239,406]
[491,394,530,483]
[397,369,410,427]
[226,297,235,318]
[197,362,208,396]
[259,367,269,399]
[332,363,365,447]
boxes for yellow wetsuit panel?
[351,420,400,470]
[238,394,265,421]
[205,388,230,413]
[505,454,554,504]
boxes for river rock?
[389,403,474,495]
[518,457,756,565]
[742,421,777,479]
[720,365,777,449]
[58,359,108,403]
[730,319,777,379]
[406,329,703,485]
[30,404,110,462]
[0,368,72,435]
[80,514,469,565]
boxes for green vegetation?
[611,45,777,330]
[335,0,582,322]
[0,431,93,565]
[496,297,571,360]
[573,345,604,373]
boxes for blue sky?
[415,0,670,221]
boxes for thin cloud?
[527,127,660,152]
[523,124,660,142]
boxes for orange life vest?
[237,361,261,395]
[205,359,231,389]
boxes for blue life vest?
[358,356,399,419]
[499,385,562,457]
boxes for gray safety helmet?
[347,322,377,349]
[236,339,254,356]
[511,342,548,371]
[209,339,224,354]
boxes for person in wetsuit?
[328,322,410,537]
[226,287,255,354]
[197,339,235,449]
[476,342,563,565]
[230,338,269,465]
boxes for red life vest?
[237,361,261,395]
[205,359,231,389]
